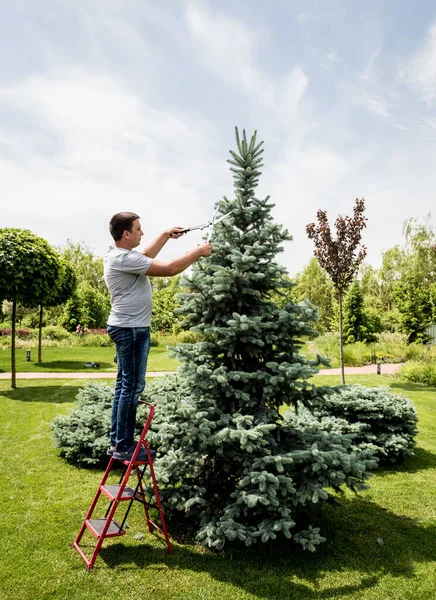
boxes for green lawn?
[0,375,435,600]
[0,345,179,373]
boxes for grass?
[0,345,179,373]
[0,375,435,599]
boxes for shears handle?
[180,223,209,234]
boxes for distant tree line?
[2,212,435,381]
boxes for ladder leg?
[147,458,173,555]
[135,464,153,533]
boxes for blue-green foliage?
[50,377,186,466]
[304,384,418,464]
[52,381,113,465]
[51,129,418,551]
[146,374,376,550]
[146,129,377,551]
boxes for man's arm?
[146,243,212,277]
[142,227,184,259]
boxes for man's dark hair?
[109,212,140,241]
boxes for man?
[104,212,212,461]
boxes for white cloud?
[185,0,275,107]
[2,0,436,280]
[359,94,391,118]
[0,67,226,258]
[406,22,436,105]
[358,48,381,81]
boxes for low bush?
[51,381,113,464]
[76,333,113,347]
[42,325,71,341]
[51,377,180,465]
[305,384,418,464]
[399,361,436,387]
[51,379,418,470]
[0,328,32,338]
[152,330,203,347]
[405,342,429,362]
[149,334,159,347]
[305,332,421,367]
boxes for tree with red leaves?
[306,198,367,383]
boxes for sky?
[1,0,436,276]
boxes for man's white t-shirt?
[104,246,153,327]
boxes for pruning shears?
[180,209,234,243]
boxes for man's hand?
[166,226,185,239]
[198,243,212,257]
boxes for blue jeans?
[107,325,151,452]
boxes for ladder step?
[86,518,126,538]
[101,484,138,501]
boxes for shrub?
[42,325,71,341]
[399,361,436,387]
[0,328,32,339]
[306,332,413,367]
[51,381,113,465]
[150,331,203,347]
[149,334,159,347]
[147,375,377,551]
[172,330,203,345]
[51,374,378,539]
[305,385,418,464]
[405,342,428,362]
[51,378,173,465]
[341,342,372,367]
[76,333,113,348]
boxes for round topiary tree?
[147,128,377,551]
[0,228,62,387]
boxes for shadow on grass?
[1,385,83,403]
[97,498,435,599]
[389,381,436,394]
[374,446,436,478]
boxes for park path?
[0,363,403,380]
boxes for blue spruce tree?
[147,128,376,550]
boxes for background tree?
[342,281,379,344]
[61,293,83,332]
[54,241,110,331]
[306,199,367,383]
[151,276,182,333]
[75,281,110,329]
[393,274,432,342]
[58,240,106,291]
[292,258,336,333]
[0,229,61,388]
[148,129,375,551]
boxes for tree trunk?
[338,291,345,385]
[11,299,16,389]
[38,305,43,363]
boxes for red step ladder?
[73,402,172,570]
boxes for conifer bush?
[51,377,186,465]
[52,381,113,465]
[145,129,377,550]
[304,384,418,464]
